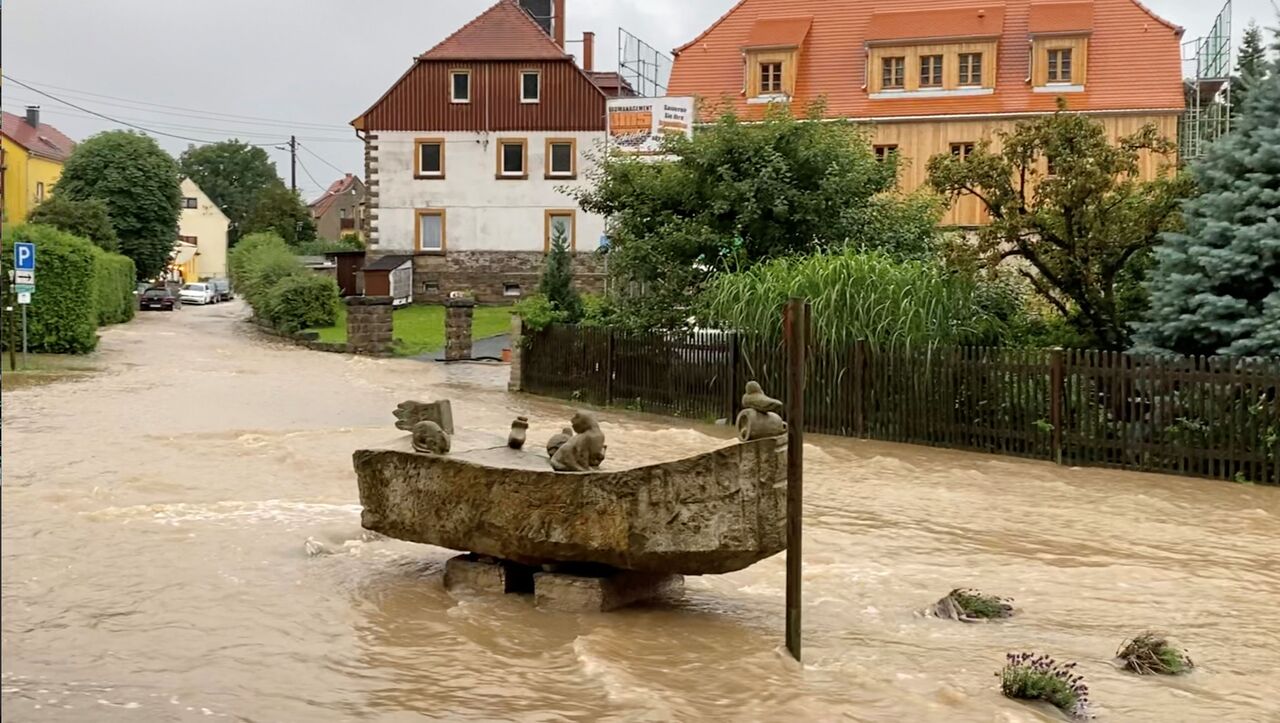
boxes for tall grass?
[701,249,1002,349]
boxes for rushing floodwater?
[3,302,1278,722]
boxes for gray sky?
[3,0,1274,202]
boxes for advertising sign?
[607,97,694,154]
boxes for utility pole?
[784,297,808,662]
[289,135,297,192]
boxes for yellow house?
[176,177,230,281]
[1,107,75,222]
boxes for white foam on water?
[86,500,361,528]
[571,636,672,712]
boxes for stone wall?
[410,250,605,305]
[346,296,393,356]
[444,297,475,361]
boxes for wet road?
[3,302,1279,721]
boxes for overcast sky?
[3,0,1275,201]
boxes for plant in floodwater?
[999,652,1090,718]
[1116,633,1193,675]
[932,588,1014,622]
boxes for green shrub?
[229,231,287,290]
[266,274,340,333]
[1,224,99,353]
[579,293,616,327]
[1000,653,1090,718]
[228,232,305,320]
[1116,633,1193,675]
[515,293,568,333]
[93,249,137,325]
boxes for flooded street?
[3,303,1279,722]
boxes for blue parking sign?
[14,242,35,271]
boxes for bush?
[1000,653,1090,718]
[28,196,120,252]
[92,249,137,325]
[1,224,99,353]
[229,231,287,290]
[514,293,568,333]
[266,274,339,333]
[1116,633,1193,675]
[228,232,305,318]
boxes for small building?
[360,254,414,307]
[309,173,366,242]
[351,0,608,304]
[1,107,75,222]
[176,177,230,280]
[325,249,367,297]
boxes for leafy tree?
[55,131,182,280]
[538,222,583,321]
[572,103,941,329]
[926,105,1192,349]
[27,196,119,252]
[1232,22,1269,118]
[178,140,282,245]
[1138,51,1280,356]
[242,185,317,247]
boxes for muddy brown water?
[3,302,1278,722]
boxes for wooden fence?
[521,324,1280,484]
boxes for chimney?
[582,31,595,72]
[25,106,40,128]
[553,0,566,48]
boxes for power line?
[2,74,287,147]
[293,152,326,195]
[4,75,351,132]
[297,142,350,176]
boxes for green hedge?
[2,224,100,353]
[266,274,339,333]
[93,249,137,325]
[228,230,337,333]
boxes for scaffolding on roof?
[618,27,672,98]
[1179,0,1232,162]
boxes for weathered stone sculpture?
[545,426,574,458]
[411,420,450,454]
[394,399,454,435]
[736,382,787,441]
[507,416,529,449]
[550,411,606,471]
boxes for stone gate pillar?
[444,296,475,361]
[347,296,393,356]
[507,314,524,391]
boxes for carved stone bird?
[741,381,783,415]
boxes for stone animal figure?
[550,411,607,472]
[411,420,450,454]
[741,381,783,415]
[394,399,454,435]
[737,381,787,441]
[508,416,529,449]
[545,426,574,458]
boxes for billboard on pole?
[606,97,694,155]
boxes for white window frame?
[520,70,541,103]
[450,70,471,104]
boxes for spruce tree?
[1138,48,1280,356]
[538,223,583,321]
[1232,22,1268,118]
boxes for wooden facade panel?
[362,60,606,132]
[1032,36,1089,86]
[870,112,1177,226]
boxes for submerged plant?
[931,588,1014,622]
[1116,633,1194,675]
[999,652,1091,718]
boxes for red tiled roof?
[310,174,357,218]
[1028,1,1094,34]
[745,16,813,48]
[0,111,75,162]
[419,0,568,61]
[866,6,1006,43]
[669,0,1185,121]
[587,71,638,97]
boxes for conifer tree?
[538,223,583,321]
[1138,48,1280,356]
[1232,22,1269,118]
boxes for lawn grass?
[2,352,100,391]
[308,304,515,357]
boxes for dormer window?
[521,70,540,103]
[919,55,943,88]
[1028,1,1092,92]
[741,15,812,102]
[1047,48,1072,83]
[864,6,1002,98]
[882,57,906,89]
[958,53,983,86]
[450,70,471,103]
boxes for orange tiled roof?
[1028,1,1094,33]
[0,111,75,162]
[866,6,1006,43]
[419,0,568,61]
[745,16,813,48]
[669,0,1185,121]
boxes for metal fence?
[521,325,1280,484]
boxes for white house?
[352,0,610,303]
[176,177,230,281]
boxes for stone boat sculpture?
[354,389,788,611]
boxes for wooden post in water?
[784,297,808,662]
[1049,348,1065,465]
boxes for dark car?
[140,288,177,311]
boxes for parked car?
[140,288,177,311]
[180,282,217,305]
[209,278,232,302]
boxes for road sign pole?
[21,302,29,369]
[784,297,808,663]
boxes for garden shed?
[361,255,413,307]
